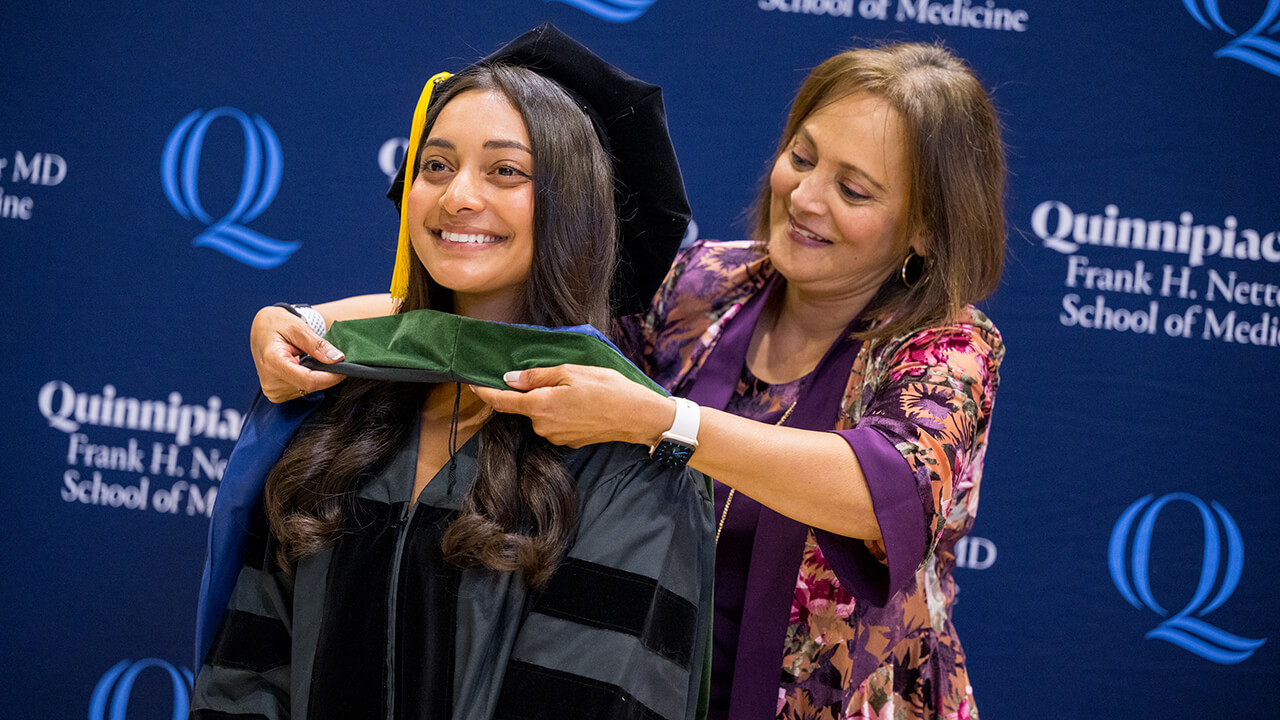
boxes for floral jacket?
[617,240,1004,720]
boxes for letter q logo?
[90,658,193,720]
[1183,0,1280,76]
[162,108,299,268]
[1109,493,1266,663]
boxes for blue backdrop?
[4,1,1277,717]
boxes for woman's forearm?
[312,293,397,329]
[647,399,881,540]
[475,365,882,541]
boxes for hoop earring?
[900,249,925,288]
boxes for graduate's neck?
[414,383,491,502]
[452,290,526,324]
[422,382,489,425]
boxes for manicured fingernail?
[503,370,521,385]
[325,345,344,361]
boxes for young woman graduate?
[190,25,713,720]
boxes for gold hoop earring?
[901,249,925,288]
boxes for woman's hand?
[251,305,347,403]
[471,365,674,449]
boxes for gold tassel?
[390,71,452,300]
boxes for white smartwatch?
[650,397,700,468]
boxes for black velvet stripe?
[191,711,272,720]
[207,609,291,672]
[495,660,667,720]
[308,497,399,720]
[395,503,460,720]
[532,558,696,668]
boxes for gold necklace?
[714,399,798,545]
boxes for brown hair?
[753,42,1006,340]
[264,64,616,587]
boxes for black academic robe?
[191,398,713,720]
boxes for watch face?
[652,439,694,468]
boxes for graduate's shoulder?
[563,441,709,504]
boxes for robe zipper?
[385,500,412,720]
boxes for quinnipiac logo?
[543,0,656,22]
[1183,0,1280,76]
[91,659,193,720]
[1109,493,1266,663]
[162,108,299,268]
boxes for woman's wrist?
[272,302,328,336]
[648,396,701,468]
[634,394,675,447]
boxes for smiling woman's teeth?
[790,221,828,243]
[441,230,502,244]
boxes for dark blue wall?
[4,1,1277,717]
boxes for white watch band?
[659,397,700,448]
[294,304,328,337]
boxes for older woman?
[256,41,1005,720]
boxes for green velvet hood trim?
[307,309,665,395]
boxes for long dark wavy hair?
[263,64,617,587]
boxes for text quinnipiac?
[1035,201,1280,347]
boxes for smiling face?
[407,89,536,322]
[767,92,915,307]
